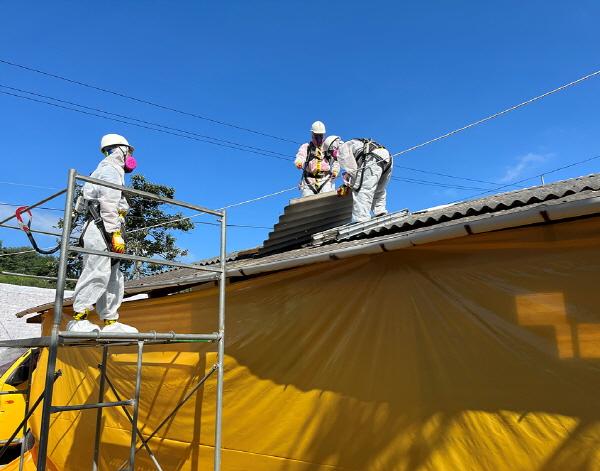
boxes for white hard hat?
[324,135,341,152]
[100,134,133,152]
[311,121,326,134]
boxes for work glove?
[117,210,127,224]
[294,159,303,170]
[337,185,350,197]
[111,230,126,253]
[342,172,354,186]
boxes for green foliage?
[1,174,194,286]
[66,174,194,279]
[124,174,194,277]
[0,244,58,288]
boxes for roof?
[259,191,353,256]
[16,173,600,318]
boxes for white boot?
[66,319,101,333]
[102,321,139,334]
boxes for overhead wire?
[0,86,292,162]
[391,68,600,158]
[394,165,518,188]
[463,153,600,200]
[391,176,491,191]
[3,60,590,186]
[0,181,59,190]
[1,63,598,236]
[0,57,301,144]
[0,201,63,212]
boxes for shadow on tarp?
[22,216,600,470]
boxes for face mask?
[124,154,137,173]
[313,133,324,146]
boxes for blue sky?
[1,1,599,260]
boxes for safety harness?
[79,201,122,266]
[351,138,392,193]
[302,141,338,194]
[15,207,61,255]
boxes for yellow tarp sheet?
[17,217,600,469]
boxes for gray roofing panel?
[322,173,600,242]
[15,173,600,318]
[259,191,352,256]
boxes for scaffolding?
[0,169,227,471]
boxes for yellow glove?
[118,210,127,224]
[111,230,126,253]
[337,185,350,197]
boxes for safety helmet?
[311,121,326,134]
[100,134,134,152]
[324,135,341,152]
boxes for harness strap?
[86,202,121,266]
[301,142,337,194]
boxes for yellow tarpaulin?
[15,217,600,469]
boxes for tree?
[119,174,194,277]
[0,242,59,288]
[2,174,194,286]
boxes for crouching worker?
[295,121,340,196]
[337,138,393,222]
[67,134,138,334]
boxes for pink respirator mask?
[124,154,137,173]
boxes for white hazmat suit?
[295,142,340,196]
[338,139,393,222]
[72,149,130,323]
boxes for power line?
[0,181,59,190]
[129,186,297,234]
[392,68,600,158]
[0,201,62,212]
[0,57,301,145]
[395,165,517,188]
[391,176,492,191]
[464,154,600,200]
[0,86,292,162]
[1,84,292,159]
[0,83,542,189]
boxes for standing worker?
[67,134,139,334]
[295,121,340,196]
[337,138,393,222]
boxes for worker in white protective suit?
[294,121,340,196]
[337,138,393,222]
[67,134,139,334]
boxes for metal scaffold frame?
[0,168,227,471]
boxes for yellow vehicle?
[0,349,38,455]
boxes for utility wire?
[0,84,292,159]
[464,154,600,199]
[391,176,491,191]
[0,201,62,212]
[0,58,301,144]
[392,68,600,158]
[0,181,59,190]
[0,86,292,162]
[395,165,518,188]
[129,186,298,234]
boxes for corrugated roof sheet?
[15,173,600,318]
[258,191,352,256]
[313,173,600,243]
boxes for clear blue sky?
[1,1,599,260]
